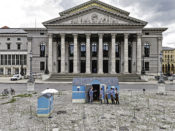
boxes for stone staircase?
[47,73,146,82]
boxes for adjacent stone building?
[0,0,167,76]
[162,47,175,75]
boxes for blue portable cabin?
[72,77,120,103]
[37,93,54,117]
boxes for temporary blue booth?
[37,93,54,117]
[72,77,120,103]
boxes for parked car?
[11,74,22,81]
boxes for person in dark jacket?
[115,88,119,104]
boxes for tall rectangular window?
[40,44,45,57]
[12,55,15,65]
[24,55,27,65]
[8,55,11,65]
[1,55,4,65]
[7,44,10,50]
[40,62,45,71]
[20,55,24,65]
[5,55,7,65]
[16,55,19,65]
[17,44,21,50]
[145,62,149,71]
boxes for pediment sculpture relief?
[64,13,128,24]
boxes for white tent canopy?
[41,89,58,94]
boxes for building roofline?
[59,0,130,16]
[162,47,175,51]
[22,28,47,31]
[143,28,168,32]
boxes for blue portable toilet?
[72,77,120,103]
[37,93,54,117]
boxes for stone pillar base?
[110,72,116,74]
[42,74,51,81]
[27,82,35,92]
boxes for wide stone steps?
[47,73,145,82]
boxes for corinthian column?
[73,34,79,74]
[124,34,128,74]
[137,34,142,74]
[86,34,91,74]
[61,34,65,73]
[98,34,103,74]
[111,34,116,74]
[48,34,53,74]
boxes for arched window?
[40,42,45,57]
[103,42,108,57]
[80,42,86,57]
[144,42,150,57]
[115,42,120,57]
[69,42,74,57]
[92,42,97,57]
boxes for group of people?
[89,87,119,104]
[1,88,15,96]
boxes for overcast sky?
[0,0,174,47]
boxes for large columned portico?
[48,33,142,75]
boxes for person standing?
[115,88,119,104]
[110,88,115,104]
[89,87,94,103]
[105,87,109,104]
[100,87,104,104]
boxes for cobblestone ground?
[0,89,175,131]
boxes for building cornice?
[143,28,168,32]
[0,34,27,37]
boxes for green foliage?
[14,93,32,98]
[2,98,16,105]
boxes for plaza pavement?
[0,76,172,85]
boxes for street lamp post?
[27,50,35,92]
[44,54,49,74]
[158,52,164,83]
[28,51,34,83]
[141,55,145,75]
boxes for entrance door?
[69,60,73,73]
[80,60,86,73]
[103,60,108,73]
[116,60,120,73]
[92,60,97,73]
[129,60,132,73]
[92,84,100,101]
[58,60,61,73]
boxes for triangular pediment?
[59,0,130,16]
[43,7,147,26]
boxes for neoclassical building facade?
[162,47,175,75]
[0,0,167,76]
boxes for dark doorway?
[92,84,100,101]
[58,60,61,73]
[103,60,108,73]
[116,60,120,73]
[69,60,73,73]
[129,60,132,73]
[92,60,97,73]
[81,60,86,73]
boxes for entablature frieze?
[48,30,142,35]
